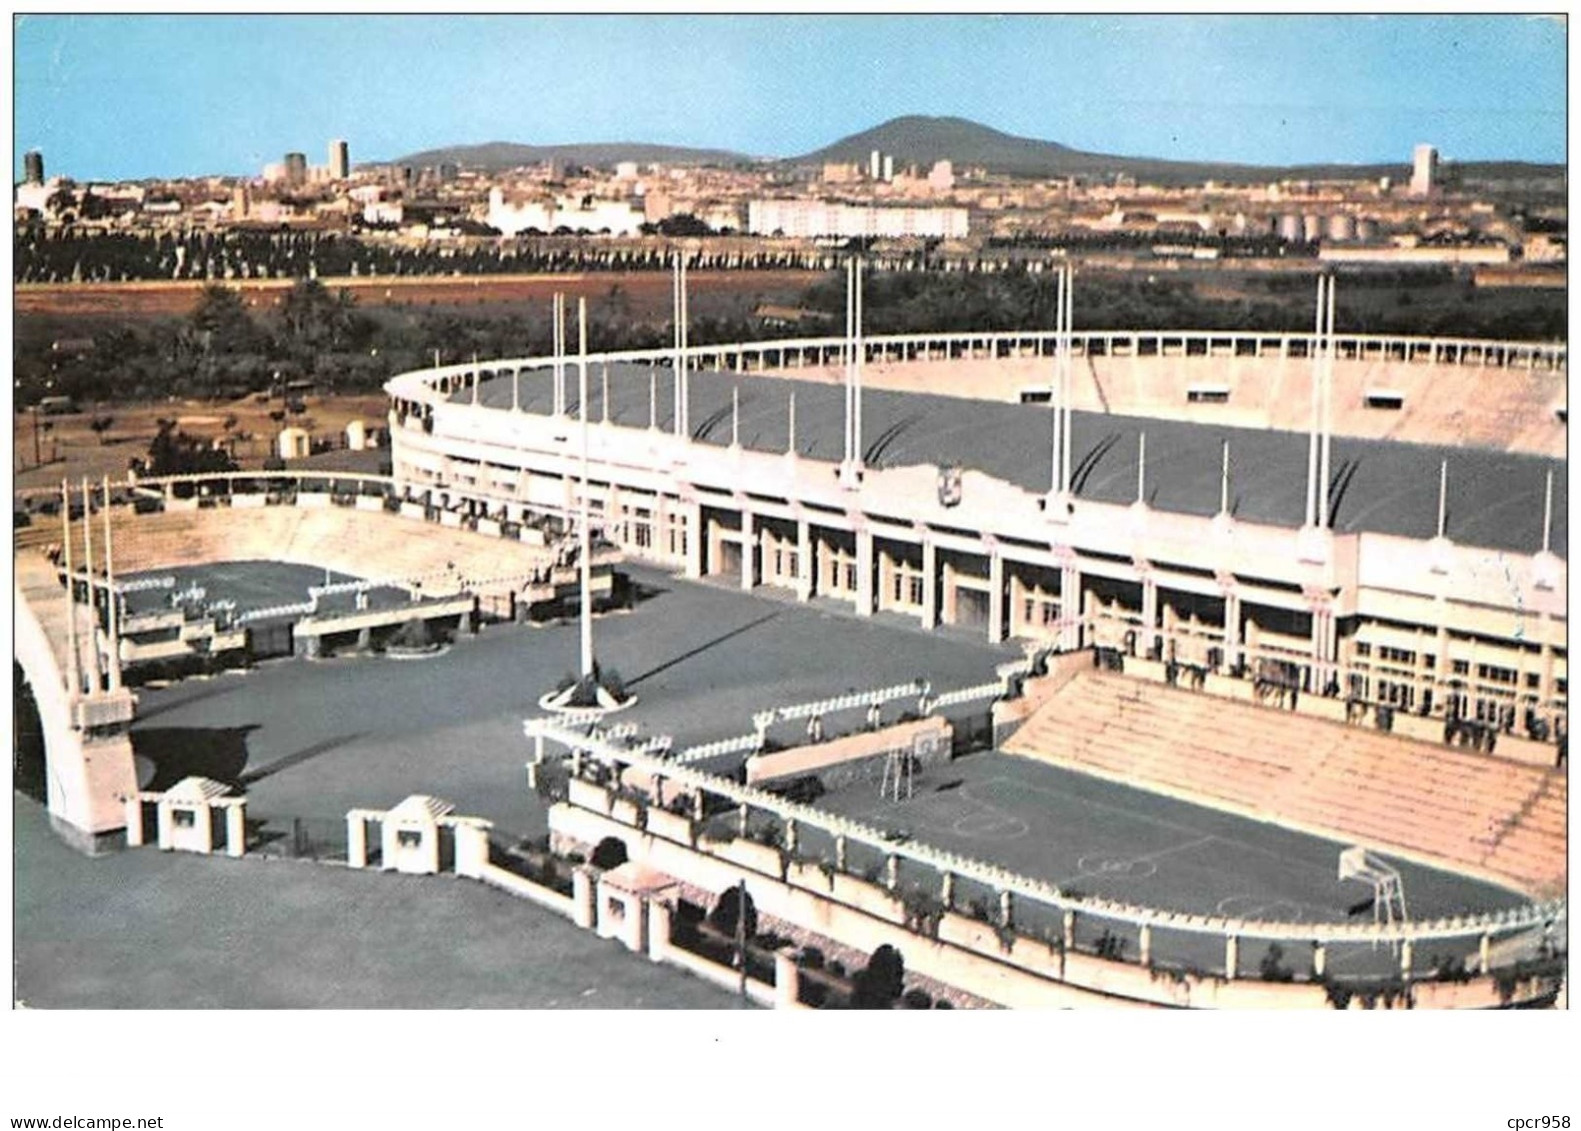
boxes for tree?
[850,944,905,1009]
[190,284,257,353]
[143,420,238,478]
[277,278,365,357]
[707,886,757,941]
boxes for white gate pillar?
[346,813,368,868]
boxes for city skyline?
[13,13,1567,183]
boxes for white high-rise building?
[1410,144,1438,197]
[329,139,350,181]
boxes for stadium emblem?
[937,464,963,508]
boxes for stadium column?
[920,536,938,630]
[740,509,755,591]
[683,500,703,580]
[1007,568,1025,638]
[1060,561,1082,651]
[1311,603,1334,694]
[854,526,874,617]
[1539,633,1555,723]
[1140,572,1158,658]
[796,519,813,603]
[1223,589,1243,672]
[988,550,1005,643]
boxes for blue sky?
[12,14,1567,182]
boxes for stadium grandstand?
[386,265,1567,760]
[14,261,1567,1008]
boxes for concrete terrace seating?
[784,350,1563,457]
[1004,670,1566,895]
[42,502,554,597]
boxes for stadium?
[14,264,1568,1008]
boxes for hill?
[790,115,1562,186]
[389,118,1563,186]
[390,140,751,171]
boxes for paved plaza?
[12,798,739,1009]
[126,565,1016,836]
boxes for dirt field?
[14,269,825,321]
[12,392,390,496]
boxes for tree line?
[13,266,1565,410]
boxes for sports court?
[797,748,1531,977]
[122,559,413,619]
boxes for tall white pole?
[102,476,122,692]
[1542,469,1554,553]
[732,387,740,448]
[1437,460,1449,540]
[1136,432,1146,505]
[552,294,564,417]
[1305,275,1325,528]
[682,256,690,437]
[787,391,796,455]
[578,297,594,679]
[1220,440,1230,516]
[61,480,78,696]
[844,257,855,467]
[1061,264,1074,496]
[1050,266,1065,497]
[1319,278,1336,529]
[649,367,658,430]
[602,363,610,425]
[81,479,101,692]
[672,256,681,435]
[854,257,864,468]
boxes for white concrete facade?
[386,330,1568,739]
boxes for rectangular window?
[1477,664,1517,685]
[172,809,196,829]
[908,575,925,606]
[397,829,422,849]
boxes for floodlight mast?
[578,296,594,679]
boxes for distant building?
[329,139,350,181]
[747,198,969,240]
[284,152,308,188]
[1410,144,1438,197]
[869,150,882,181]
[23,150,44,185]
[927,160,954,193]
[486,187,644,237]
